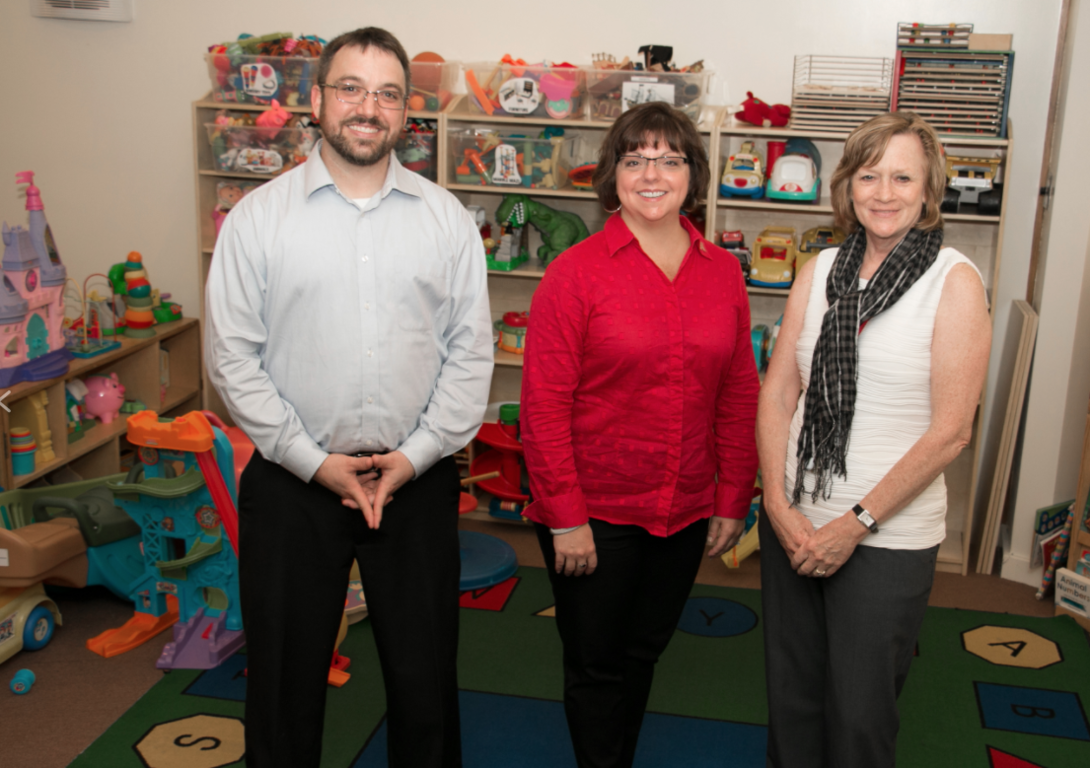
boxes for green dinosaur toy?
[495,194,590,266]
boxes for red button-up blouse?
[520,214,760,536]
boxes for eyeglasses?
[617,154,690,173]
[320,83,406,109]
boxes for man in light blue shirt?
[205,27,492,768]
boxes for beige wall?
[0,1,1070,576]
[1003,0,1090,585]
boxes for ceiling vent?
[30,0,134,22]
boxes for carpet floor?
[63,565,1090,768]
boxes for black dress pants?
[238,452,462,768]
[536,516,710,768]
[759,509,938,768]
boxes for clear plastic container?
[205,121,319,176]
[204,52,320,107]
[408,60,459,112]
[448,127,581,190]
[396,127,438,182]
[584,68,711,121]
[464,62,586,120]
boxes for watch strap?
[852,504,879,533]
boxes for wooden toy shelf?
[0,318,201,490]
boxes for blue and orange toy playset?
[0,172,71,388]
[93,411,244,670]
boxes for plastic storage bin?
[409,59,459,112]
[396,123,438,182]
[584,68,711,121]
[204,52,319,107]
[448,127,581,190]
[205,120,319,177]
[464,62,586,120]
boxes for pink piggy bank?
[84,373,126,424]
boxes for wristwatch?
[852,504,879,533]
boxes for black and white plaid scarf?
[791,226,944,505]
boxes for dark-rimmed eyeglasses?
[617,154,690,173]
[320,83,406,109]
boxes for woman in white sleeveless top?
[756,112,991,768]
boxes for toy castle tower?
[0,172,70,387]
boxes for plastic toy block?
[86,595,179,658]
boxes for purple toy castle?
[0,172,70,387]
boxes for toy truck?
[940,155,1002,216]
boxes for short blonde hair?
[830,111,946,233]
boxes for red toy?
[737,92,791,128]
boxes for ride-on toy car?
[0,582,61,665]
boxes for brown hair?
[316,27,412,95]
[830,111,946,233]
[592,102,709,213]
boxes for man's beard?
[322,115,400,167]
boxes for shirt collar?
[603,212,711,259]
[304,139,424,203]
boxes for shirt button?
[364,302,370,310]
[367,349,373,357]
[366,439,373,446]
[362,255,368,262]
[367,396,374,404]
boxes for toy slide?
[85,596,179,658]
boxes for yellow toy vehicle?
[796,226,846,273]
[750,226,798,288]
[0,582,61,665]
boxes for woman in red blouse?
[520,101,760,767]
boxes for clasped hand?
[313,451,416,529]
[770,503,867,579]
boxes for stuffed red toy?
[737,92,791,128]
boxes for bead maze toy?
[0,172,71,388]
[495,194,589,266]
[93,411,244,669]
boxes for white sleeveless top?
[784,246,983,550]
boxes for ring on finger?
[577,562,587,569]
[814,568,827,577]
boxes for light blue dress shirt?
[205,143,494,483]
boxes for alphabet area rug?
[70,566,1090,768]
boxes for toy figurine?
[495,194,590,266]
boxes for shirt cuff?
[524,486,589,530]
[280,438,329,484]
[398,428,443,479]
[714,481,751,520]
[549,525,583,535]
